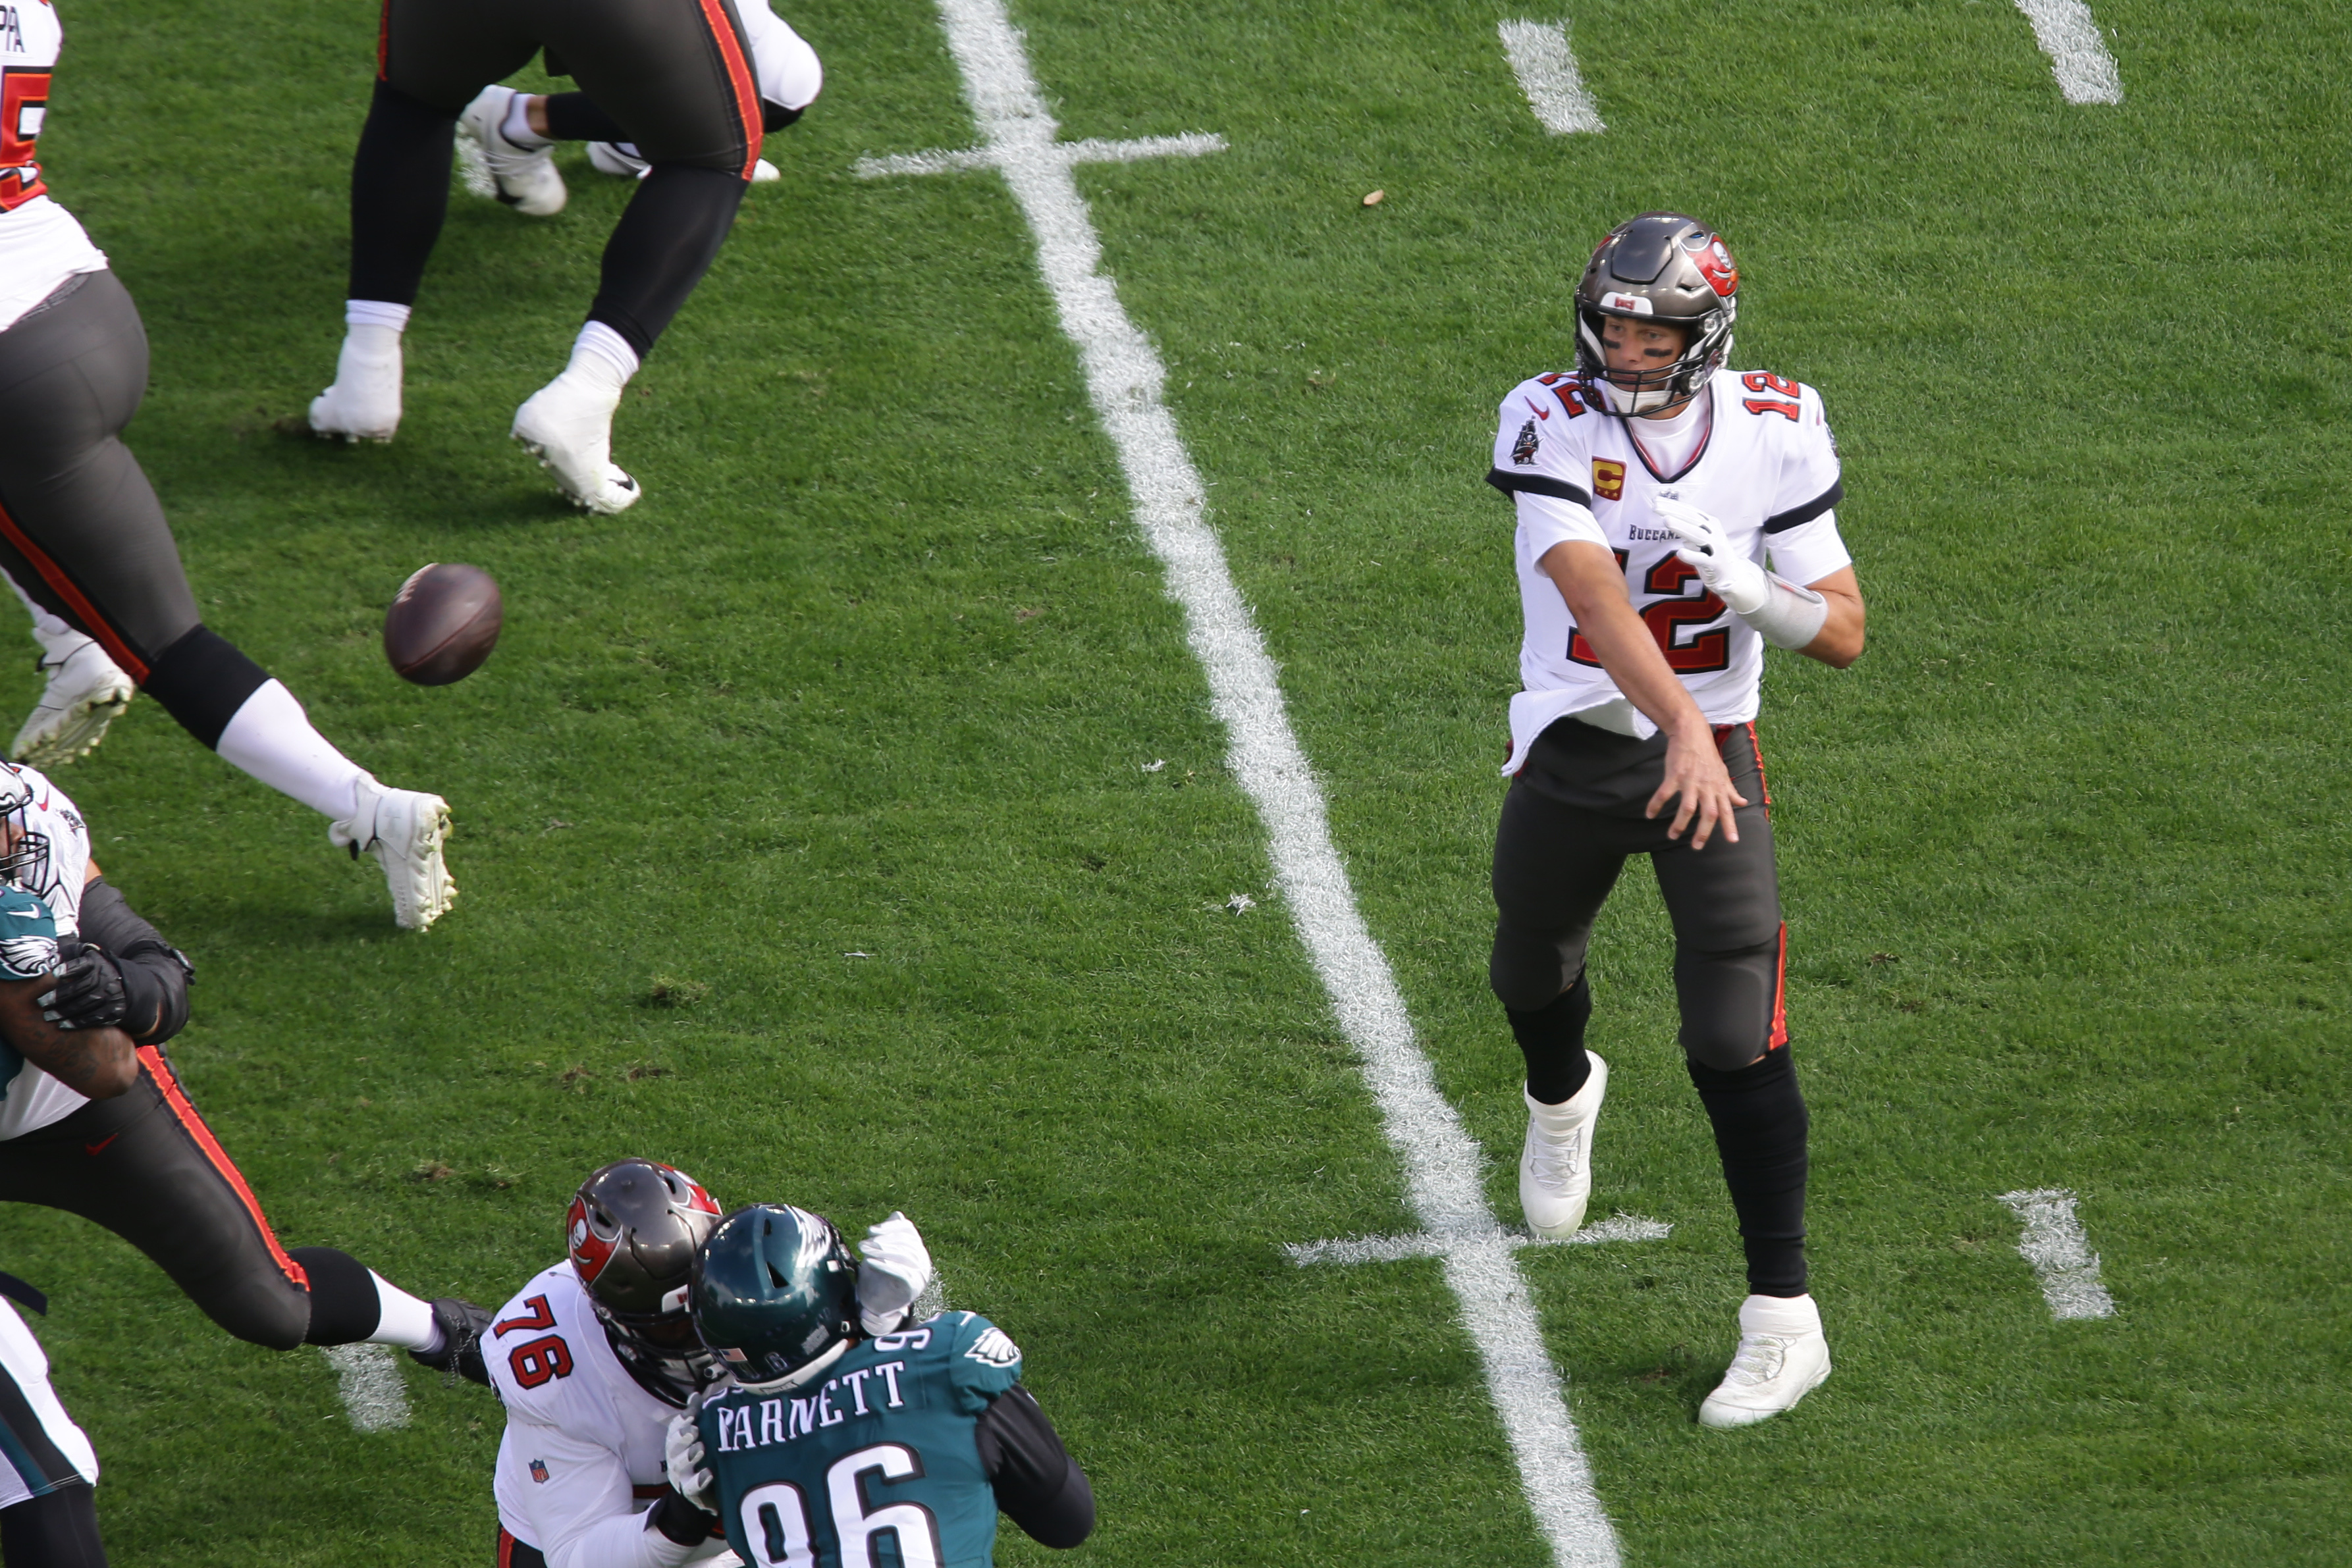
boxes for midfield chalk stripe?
[2012,0,2123,105]
[1997,1188,2118,1321]
[1498,19,1606,135]
[878,1,1622,1561]
[322,1342,412,1433]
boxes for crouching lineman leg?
[0,777,487,1374]
[0,1272,107,1568]
[314,0,810,513]
[478,1162,943,1568]
[666,1205,1094,1566]
[0,271,452,926]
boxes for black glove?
[39,939,126,1032]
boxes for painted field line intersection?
[863,0,1638,1562]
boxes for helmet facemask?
[0,771,52,897]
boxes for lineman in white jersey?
[0,1270,109,1565]
[1481,212,1867,1428]
[483,1160,932,1568]
[0,0,454,929]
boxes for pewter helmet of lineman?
[567,1159,724,1401]
[1574,211,1740,416]
[0,764,52,895]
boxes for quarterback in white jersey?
[1482,212,1865,1432]
[484,1161,932,1568]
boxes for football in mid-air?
[384,562,502,686]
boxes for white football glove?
[664,1398,717,1513]
[1653,495,1769,614]
[1653,494,1828,650]
[857,1211,933,1336]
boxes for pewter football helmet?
[1574,212,1740,416]
[568,1159,724,1404]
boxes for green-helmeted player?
[663,1204,1094,1567]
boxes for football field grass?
[10,0,2349,1561]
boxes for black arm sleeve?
[76,877,193,1045]
[975,1385,1094,1549]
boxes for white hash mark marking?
[1288,1213,1670,1267]
[1998,1188,2118,1320]
[2012,0,2124,104]
[855,132,1226,181]
[899,2,1621,1561]
[1498,20,1607,135]
[323,1343,412,1432]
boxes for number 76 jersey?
[699,1311,1025,1568]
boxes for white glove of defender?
[857,1212,934,1336]
[1653,495,1769,615]
[664,1397,717,1513]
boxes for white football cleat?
[458,86,566,217]
[331,776,456,931]
[1699,1294,1832,1430]
[11,640,134,768]
[587,142,777,183]
[512,370,641,513]
[309,324,403,442]
[1519,1053,1607,1238]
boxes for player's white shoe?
[1699,1294,1832,1430]
[308,324,403,442]
[331,776,456,931]
[512,371,641,513]
[11,640,134,768]
[458,86,566,217]
[1519,1053,1606,1238]
[586,141,778,182]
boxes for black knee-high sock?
[348,80,458,305]
[1688,1047,1809,1297]
[586,164,747,361]
[1508,974,1593,1105]
[290,1246,383,1346]
[141,626,269,750]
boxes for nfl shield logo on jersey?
[529,1459,550,1484]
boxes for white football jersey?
[0,2,107,332]
[489,1263,739,1568]
[0,761,99,1143]
[1486,366,1853,770]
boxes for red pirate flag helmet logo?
[1694,235,1738,297]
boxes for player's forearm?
[0,979,132,1097]
[1794,572,1865,668]
[1571,596,1711,738]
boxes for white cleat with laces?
[512,369,641,513]
[1519,1053,1607,1238]
[458,85,566,217]
[309,323,404,442]
[1699,1294,1833,1429]
[331,775,456,931]
[11,639,134,768]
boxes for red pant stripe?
[693,0,763,179]
[1767,922,1789,1051]
[137,1047,307,1287]
[0,498,147,683]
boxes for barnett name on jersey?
[1485,367,1853,771]
[488,1263,740,1568]
[698,1311,1025,1568]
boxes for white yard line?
[1498,20,1606,135]
[2012,0,2124,104]
[855,133,1225,180]
[322,1342,412,1432]
[1289,1214,1670,1267]
[897,2,1621,1561]
[1997,1188,2118,1320]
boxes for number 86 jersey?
[488,1263,741,1566]
[1485,367,1853,772]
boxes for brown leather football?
[384,562,502,686]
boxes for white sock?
[344,300,410,333]
[215,680,367,821]
[0,567,84,661]
[366,1272,442,1351]
[500,94,552,149]
[570,320,639,387]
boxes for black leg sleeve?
[0,1482,109,1568]
[540,91,629,144]
[585,164,746,361]
[139,625,269,751]
[288,1247,383,1346]
[348,80,459,306]
[1688,1048,1810,1297]
[1507,973,1592,1105]
[73,878,193,1047]
[975,1386,1094,1549]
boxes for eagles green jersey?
[698,1311,1025,1568]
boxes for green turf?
[9,0,2347,1561]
